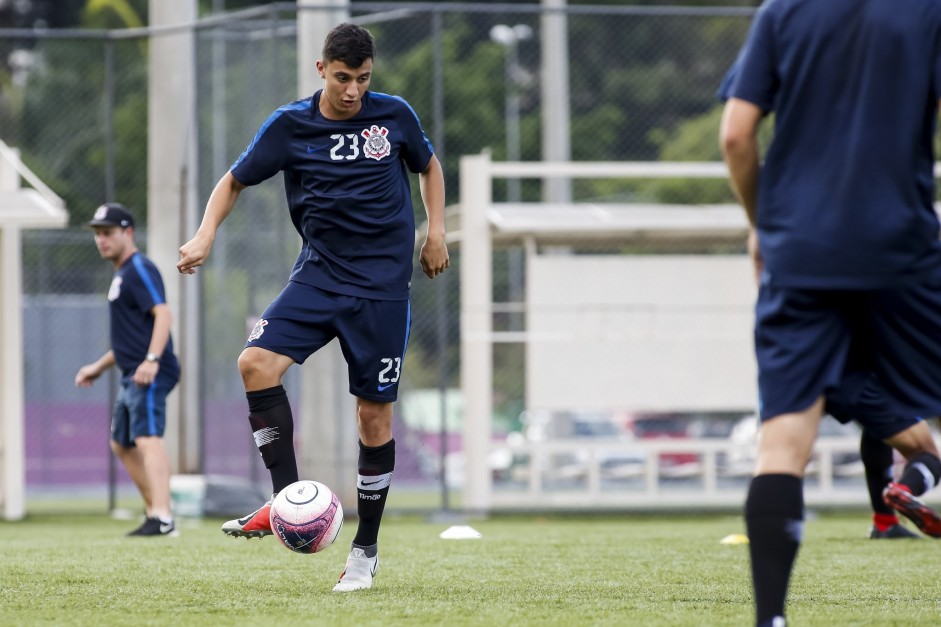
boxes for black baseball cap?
[88,202,135,228]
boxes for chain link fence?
[3,3,756,512]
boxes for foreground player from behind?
[76,203,181,537]
[716,54,933,544]
[178,23,448,592]
[721,1,941,625]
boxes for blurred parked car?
[622,414,698,467]
[504,410,646,483]
[725,413,862,478]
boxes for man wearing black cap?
[75,202,181,537]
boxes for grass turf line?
[1,513,939,626]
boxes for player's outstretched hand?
[420,234,450,279]
[74,364,100,388]
[178,234,213,275]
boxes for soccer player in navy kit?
[721,1,941,625]
[75,203,181,537]
[719,55,939,543]
[178,23,448,592]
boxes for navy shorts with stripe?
[755,274,941,433]
[245,281,411,402]
[111,371,178,447]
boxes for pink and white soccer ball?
[269,480,343,554]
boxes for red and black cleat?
[883,483,941,538]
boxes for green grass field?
[1,511,940,626]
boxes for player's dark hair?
[322,23,376,68]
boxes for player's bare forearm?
[147,305,173,361]
[75,350,115,387]
[419,155,449,278]
[178,171,246,274]
[725,148,760,225]
[132,305,171,386]
[720,98,762,226]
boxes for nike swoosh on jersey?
[306,144,329,154]
[377,383,395,392]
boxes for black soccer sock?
[745,474,803,626]
[898,452,941,497]
[860,432,895,516]
[353,439,395,547]
[246,385,298,494]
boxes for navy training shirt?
[231,90,435,300]
[109,252,180,380]
[726,0,941,288]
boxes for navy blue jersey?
[231,90,435,300]
[726,0,941,288]
[108,252,180,380]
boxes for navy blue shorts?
[755,277,941,433]
[824,371,923,440]
[111,371,178,447]
[245,281,411,402]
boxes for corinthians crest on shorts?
[361,125,391,161]
[248,318,268,342]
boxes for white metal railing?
[488,436,881,510]
[488,160,730,179]
[486,160,941,180]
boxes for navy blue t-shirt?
[726,0,941,288]
[231,90,435,300]
[109,252,180,380]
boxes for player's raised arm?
[418,154,449,279]
[178,171,246,274]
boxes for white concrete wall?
[526,254,758,413]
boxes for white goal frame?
[0,139,68,520]
[458,153,759,512]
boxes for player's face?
[317,58,373,120]
[93,226,132,262]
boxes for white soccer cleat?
[332,547,379,592]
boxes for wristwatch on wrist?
[145,352,159,363]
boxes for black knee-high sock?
[860,432,895,516]
[246,385,298,494]
[353,439,395,549]
[745,474,803,627]
[898,452,941,497]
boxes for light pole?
[490,23,532,203]
[490,24,533,331]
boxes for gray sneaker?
[332,547,379,592]
[869,523,920,539]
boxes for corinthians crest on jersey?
[361,125,391,161]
